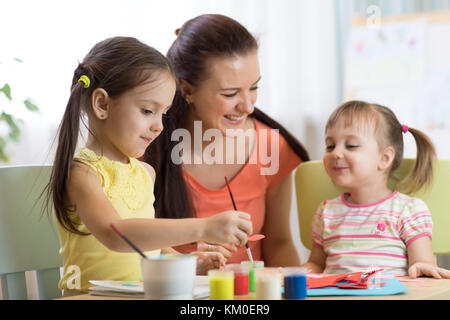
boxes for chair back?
[0,165,62,299]
[294,159,450,254]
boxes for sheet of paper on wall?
[415,69,450,131]
[347,19,426,88]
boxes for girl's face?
[97,71,176,162]
[184,50,260,135]
[323,118,388,189]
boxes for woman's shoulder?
[253,118,272,131]
[253,117,288,149]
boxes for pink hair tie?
[401,125,409,133]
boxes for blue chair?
[0,165,62,299]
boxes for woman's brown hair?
[325,100,436,194]
[46,36,174,235]
[145,14,309,219]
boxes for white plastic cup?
[254,268,281,300]
[141,254,197,300]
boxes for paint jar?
[141,254,197,300]
[254,268,281,300]
[241,261,264,292]
[208,270,234,300]
[225,264,250,295]
[283,267,307,299]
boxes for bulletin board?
[345,11,450,159]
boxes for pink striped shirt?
[312,191,433,275]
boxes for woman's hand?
[201,210,252,247]
[408,262,450,279]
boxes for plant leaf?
[24,99,39,111]
[13,58,23,63]
[0,83,12,101]
[0,150,9,162]
[0,112,20,142]
[0,137,8,162]
[1,111,20,131]
[9,130,20,142]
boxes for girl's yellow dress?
[56,148,160,292]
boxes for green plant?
[0,58,39,162]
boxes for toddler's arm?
[301,245,327,274]
[407,237,450,279]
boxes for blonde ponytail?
[397,127,436,194]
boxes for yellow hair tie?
[78,75,90,88]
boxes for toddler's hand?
[408,262,450,279]
[192,251,227,275]
[197,241,237,260]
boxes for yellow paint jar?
[208,270,234,300]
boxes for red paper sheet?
[307,269,386,289]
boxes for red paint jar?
[234,272,249,295]
[225,264,250,295]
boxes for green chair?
[0,165,62,299]
[294,159,450,255]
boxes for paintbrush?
[224,176,254,265]
[110,224,147,259]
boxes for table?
[58,277,450,300]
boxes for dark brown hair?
[145,14,309,219]
[46,36,174,235]
[325,100,436,193]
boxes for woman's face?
[185,50,261,135]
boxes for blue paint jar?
[283,267,307,299]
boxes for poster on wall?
[347,20,426,88]
[346,16,450,158]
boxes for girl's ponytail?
[47,77,88,235]
[400,127,437,194]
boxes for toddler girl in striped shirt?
[303,100,450,278]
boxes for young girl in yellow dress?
[47,37,252,294]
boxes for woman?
[145,14,309,273]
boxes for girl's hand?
[408,262,450,279]
[197,242,237,260]
[192,251,227,275]
[202,211,252,247]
